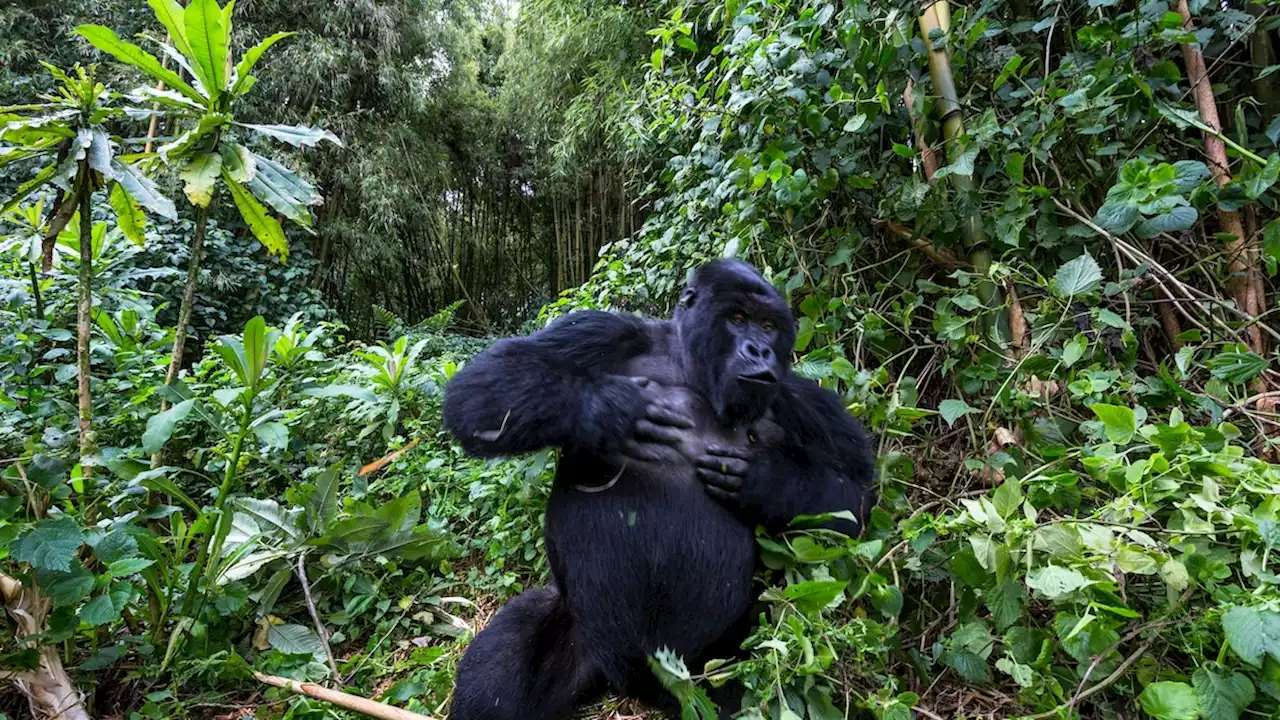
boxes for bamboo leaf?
[224,173,288,258]
[73,25,205,104]
[231,32,295,96]
[180,151,223,207]
[184,0,228,94]
[109,181,147,246]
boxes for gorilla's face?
[675,259,795,424]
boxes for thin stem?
[75,173,94,481]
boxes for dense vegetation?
[6,0,1280,718]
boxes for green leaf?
[185,0,228,94]
[1222,606,1280,666]
[219,143,255,183]
[1025,565,1092,599]
[783,580,846,614]
[87,128,114,180]
[112,160,177,220]
[1207,352,1268,384]
[992,477,1022,519]
[252,421,288,450]
[1247,154,1280,199]
[142,398,195,454]
[224,173,288,258]
[267,623,327,663]
[107,558,155,576]
[1137,206,1198,238]
[1055,252,1103,297]
[72,25,204,104]
[306,466,340,533]
[26,455,67,490]
[11,520,84,572]
[109,181,147,246]
[146,0,193,59]
[942,649,990,683]
[1091,404,1137,444]
[1193,666,1254,720]
[1005,151,1025,184]
[93,531,138,564]
[1061,334,1088,367]
[1173,160,1211,193]
[134,467,201,513]
[939,398,976,427]
[180,151,222,208]
[1140,681,1201,720]
[1093,200,1140,235]
[47,566,95,607]
[231,32,296,95]
[246,156,316,227]
[238,123,343,148]
[79,586,132,627]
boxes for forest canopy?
[4,0,1280,719]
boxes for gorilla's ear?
[678,287,697,308]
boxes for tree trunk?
[152,203,210,467]
[76,182,94,480]
[1,575,90,720]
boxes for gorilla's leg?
[451,587,604,720]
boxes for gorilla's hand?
[696,445,752,502]
[577,376,652,454]
[619,393,696,464]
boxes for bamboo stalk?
[1173,0,1261,352]
[252,671,434,720]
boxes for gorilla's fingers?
[704,445,750,459]
[697,455,748,477]
[634,418,685,446]
[703,484,738,502]
[645,402,694,429]
[696,468,742,492]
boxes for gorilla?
[441,259,876,719]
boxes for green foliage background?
[6,0,1280,719]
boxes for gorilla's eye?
[760,319,776,332]
[729,311,746,325]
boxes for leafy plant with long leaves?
[73,0,340,426]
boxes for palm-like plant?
[74,0,341,421]
[0,63,179,479]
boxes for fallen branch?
[252,671,435,720]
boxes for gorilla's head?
[674,259,796,424]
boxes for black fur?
[442,259,876,719]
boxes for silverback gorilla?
[441,259,876,719]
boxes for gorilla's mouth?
[737,369,778,385]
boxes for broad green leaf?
[79,586,132,627]
[1093,199,1140,235]
[237,123,343,148]
[26,455,67,490]
[88,128,115,180]
[1137,206,1198,238]
[246,160,314,226]
[11,519,85,572]
[242,315,268,386]
[939,398,976,427]
[267,623,327,663]
[942,649,990,683]
[112,160,177,220]
[306,466,341,532]
[185,0,227,94]
[47,566,95,607]
[158,113,226,162]
[93,531,138,564]
[1140,681,1201,720]
[109,181,147,246]
[992,477,1022,519]
[1055,252,1103,297]
[1222,606,1280,666]
[180,151,222,208]
[219,143,255,183]
[231,31,295,95]
[1025,565,1092,599]
[1061,334,1088,367]
[73,26,204,104]
[1193,666,1254,720]
[1247,154,1280,199]
[1173,160,1211,193]
[224,172,288,258]
[253,421,288,450]
[783,580,847,614]
[1207,351,1267,384]
[146,0,193,59]
[1091,404,1137,444]
[142,398,195,454]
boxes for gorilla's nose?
[744,342,772,360]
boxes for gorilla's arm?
[442,311,654,458]
[697,375,876,537]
